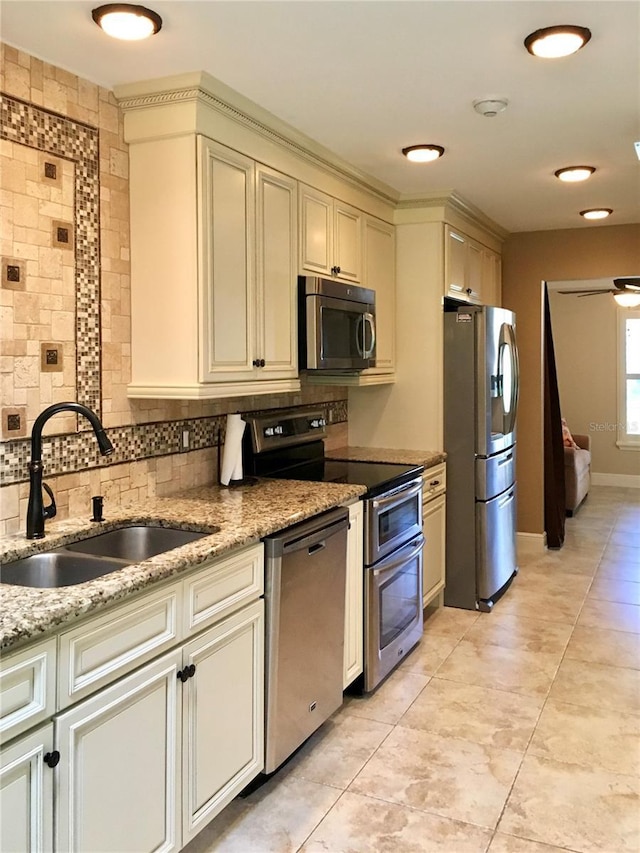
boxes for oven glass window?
[379,559,420,648]
[378,497,420,550]
[320,307,368,360]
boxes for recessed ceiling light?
[580,208,612,220]
[555,166,596,182]
[92,4,162,40]
[402,145,445,163]
[524,25,591,58]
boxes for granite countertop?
[326,446,446,469]
[0,479,365,652]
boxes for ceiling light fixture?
[635,142,640,161]
[473,99,509,117]
[613,293,640,308]
[402,145,445,163]
[580,208,612,220]
[92,4,162,40]
[555,166,596,182]
[524,25,591,58]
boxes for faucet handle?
[42,482,57,521]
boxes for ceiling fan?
[559,277,640,306]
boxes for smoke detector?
[473,98,509,117]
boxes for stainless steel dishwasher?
[264,506,349,773]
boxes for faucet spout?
[26,402,114,539]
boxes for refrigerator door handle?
[497,489,515,509]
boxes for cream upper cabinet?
[299,184,362,282]
[255,165,299,382]
[445,226,502,306]
[362,215,395,378]
[126,134,299,399]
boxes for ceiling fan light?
[524,25,591,58]
[402,145,445,163]
[92,4,162,40]
[580,208,612,220]
[555,166,596,182]
[613,293,640,308]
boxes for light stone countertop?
[326,446,446,469]
[0,478,365,652]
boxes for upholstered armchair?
[564,433,591,516]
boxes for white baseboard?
[517,531,547,551]
[592,472,640,488]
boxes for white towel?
[220,414,246,486]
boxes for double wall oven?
[244,408,424,693]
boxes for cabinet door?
[334,202,362,282]
[422,495,446,607]
[299,184,333,276]
[482,249,502,306]
[181,600,264,844]
[56,651,181,853]
[363,216,395,375]
[1,637,56,743]
[0,723,54,853]
[445,227,467,300]
[467,240,483,303]
[199,138,256,383]
[256,166,298,380]
[343,502,364,689]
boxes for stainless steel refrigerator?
[444,305,519,611]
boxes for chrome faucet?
[26,402,114,539]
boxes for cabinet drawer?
[0,638,56,742]
[58,583,181,709]
[183,543,264,637]
[423,463,446,502]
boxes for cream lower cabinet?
[0,723,54,853]
[0,543,265,853]
[343,501,364,688]
[55,651,182,853]
[181,600,263,845]
[422,464,447,607]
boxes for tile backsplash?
[0,45,347,535]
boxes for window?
[618,307,640,449]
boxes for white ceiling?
[3,0,640,233]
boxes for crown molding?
[115,71,399,208]
[397,190,508,240]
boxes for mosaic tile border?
[0,401,348,486]
[0,92,101,417]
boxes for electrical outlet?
[182,429,190,451]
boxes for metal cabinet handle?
[429,479,440,487]
[331,265,341,276]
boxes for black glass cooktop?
[266,458,423,498]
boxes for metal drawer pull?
[429,479,440,486]
[498,454,513,466]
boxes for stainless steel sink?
[1,551,129,588]
[1,525,214,588]
[65,525,210,562]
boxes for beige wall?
[548,282,638,478]
[502,224,640,534]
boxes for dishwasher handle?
[265,508,349,558]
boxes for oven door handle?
[370,535,424,578]
[371,478,423,510]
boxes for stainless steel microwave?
[298,276,376,372]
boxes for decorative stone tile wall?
[0,45,348,535]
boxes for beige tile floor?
[184,486,640,853]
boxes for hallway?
[185,485,640,853]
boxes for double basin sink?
[1,525,212,589]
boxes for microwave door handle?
[363,313,376,359]
[355,315,365,357]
